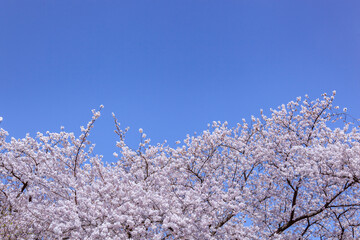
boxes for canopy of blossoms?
[1,92,359,239]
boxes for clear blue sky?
[1,1,359,161]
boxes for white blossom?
[0,93,359,239]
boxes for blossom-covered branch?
[1,92,359,239]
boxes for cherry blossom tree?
[1,92,359,239]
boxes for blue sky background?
[1,1,359,162]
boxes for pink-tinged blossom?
[0,94,360,239]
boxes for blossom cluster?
[1,93,359,239]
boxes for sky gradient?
[1,1,359,161]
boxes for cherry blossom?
[1,92,359,239]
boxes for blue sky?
[1,1,359,161]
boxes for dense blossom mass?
[1,93,360,239]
